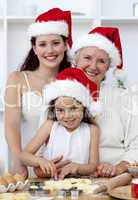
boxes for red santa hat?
[28,8,72,48]
[43,68,102,117]
[71,27,122,69]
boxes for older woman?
[71,27,138,177]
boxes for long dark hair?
[20,36,71,72]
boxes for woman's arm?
[4,72,28,177]
[5,72,22,157]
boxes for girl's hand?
[38,157,57,178]
[11,159,28,179]
[58,162,79,179]
[97,163,116,177]
[52,156,71,173]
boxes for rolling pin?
[93,173,132,194]
[106,173,132,191]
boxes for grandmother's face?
[75,46,110,86]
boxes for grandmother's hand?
[97,162,117,177]
[115,161,129,175]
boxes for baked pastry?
[0,176,8,193]
[3,173,16,184]
[14,173,25,182]
[0,176,8,186]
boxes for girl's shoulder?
[89,123,100,136]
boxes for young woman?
[71,27,138,177]
[20,68,100,179]
[4,8,72,178]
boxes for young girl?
[20,68,101,179]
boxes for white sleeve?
[120,87,138,163]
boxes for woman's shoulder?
[6,71,24,85]
[100,84,126,97]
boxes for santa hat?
[71,27,126,82]
[43,68,102,117]
[71,27,123,67]
[28,8,72,48]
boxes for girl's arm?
[58,125,100,179]
[20,120,57,178]
[20,120,53,166]
[77,124,99,175]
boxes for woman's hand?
[58,162,79,179]
[34,156,71,178]
[97,163,117,177]
[38,157,57,178]
[115,161,129,175]
[33,166,51,178]
[11,159,28,179]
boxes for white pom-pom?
[89,101,103,117]
[113,69,127,81]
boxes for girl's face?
[33,34,67,69]
[55,96,84,132]
[75,46,110,86]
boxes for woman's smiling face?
[33,34,67,69]
[75,46,110,86]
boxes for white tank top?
[42,122,91,164]
[21,72,43,147]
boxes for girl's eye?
[70,107,79,112]
[55,108,64,113]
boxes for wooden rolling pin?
[106,173,132,191]
[93,173,132,194]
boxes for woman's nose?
[46,44,53,53]
[89,59,97,69]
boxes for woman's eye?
[98,59,106,63]
[84,56,91,60]
[39,43,46,47]
[53,41,60,46]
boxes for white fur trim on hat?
[71,33,121,67]
[113,68,127,81]
[43,79,101,116]
[89,101,103,117]
[28,21,68,38]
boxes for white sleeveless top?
[42,122,91,164]
[21,72,44,147]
